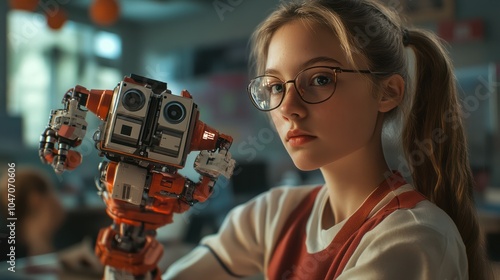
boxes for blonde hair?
[250,0,491,278]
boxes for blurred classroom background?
[0,0,499,279]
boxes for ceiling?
[68,0,212,23]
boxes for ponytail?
[403,29,492,279]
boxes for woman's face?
[266,20,383,171]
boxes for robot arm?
[39,84,114,173]
[39,88,88,173]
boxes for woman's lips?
[286,130,316,147]
[288,135,316,146]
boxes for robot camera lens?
[122,89,146,111]
[163,102,186,124]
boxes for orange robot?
[39,74,236,279]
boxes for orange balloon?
[9,0,39,11]
[90,0,120,26]
[46,8,67,30]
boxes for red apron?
[267,172,426,279]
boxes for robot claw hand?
[194,150,235,179]
[39,89,88,174]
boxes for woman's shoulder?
[218,184,324,240]
[370,184,462,239]
[225,184,322,225]
[198,184,325,274]
[363,197,466,256]
[341,198,468,278]
[389,199,461,237]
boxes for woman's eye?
[269,84,284,94]
[311,75,332,86]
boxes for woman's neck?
[320,145,391,229]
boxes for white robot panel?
[147,93,197,166]
[103,81,151,154]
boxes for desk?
[0,253,99,280]
[0,242,197,280]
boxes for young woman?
[164,0,491,279]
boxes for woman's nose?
[278,82,307,119]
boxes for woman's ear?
[378,74,405,113]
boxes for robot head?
[99,74,198,168]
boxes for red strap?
[331,176,398,247]
[267,186,322,279]
[331,190,426,278]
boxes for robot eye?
[122,89,146,112]
[163,101,186,124]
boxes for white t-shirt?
[163,183,467,280]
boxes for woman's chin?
[291,158,320,172]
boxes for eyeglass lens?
[249,67,337,111]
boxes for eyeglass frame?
[247,65,390,111]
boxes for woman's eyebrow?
[299,56,344,68]
[265,56,344,75]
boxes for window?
[7,10,122,147]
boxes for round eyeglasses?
[247,66,389,111]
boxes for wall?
[141,0,279,55]
[136,0,500,67]
[453,0,500,185]
[453,0,500,67]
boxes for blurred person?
[0,167,103,275]
[0,167,65,258]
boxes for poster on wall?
[380,0,454,23]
